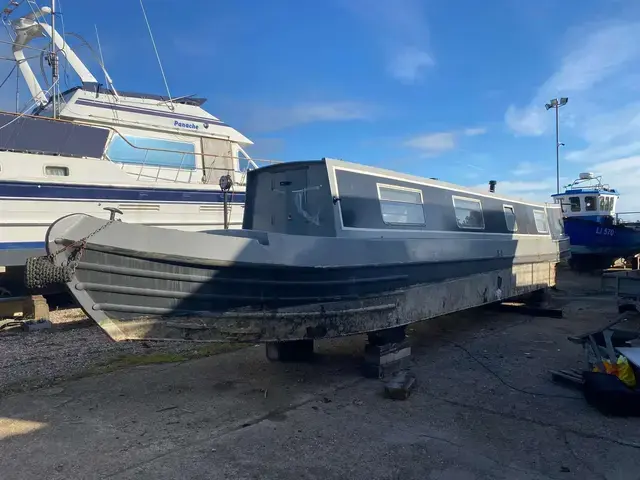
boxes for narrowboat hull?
[29,213,568,343]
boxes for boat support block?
[362,326,411,379]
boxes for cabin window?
[503,205,518,232]
[533,210,548,233]
[601,196,614,211]
[377,184,425,225]
[45,166,69,176]
[107,135,196,169]
[453,196,485,230]
[585,196,597,211]
[569,196,581,212]
[600,196,613,211]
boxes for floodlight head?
[559,97,568,106]
[545,103,552,110]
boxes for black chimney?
[489,180,497,193]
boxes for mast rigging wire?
[138,0,173,109]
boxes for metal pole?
[15,62,19,112]
[50,0,57,118]
[223,191,228,229]
[555,101,560,194]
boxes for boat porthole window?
[533,210,548,233]
[452,196,485,230]
[585,196,597,211]
[45,166,69,176]
[377,184,426,225]
[503,205,518,232]
[569,196,581,212]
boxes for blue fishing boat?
[551,173,640,269]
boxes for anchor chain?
[25,219,115,290]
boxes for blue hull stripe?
[0,241,46,250]
[0,181,246,203]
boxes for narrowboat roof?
[251,158,559,208]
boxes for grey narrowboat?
[27,158,570,344]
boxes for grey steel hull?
[37,214,567,343]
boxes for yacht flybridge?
[0,1,266,269]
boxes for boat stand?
[362,326,412,379]
[263,325,412,378]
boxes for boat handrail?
[563,175,612,193]
[103,126,278,186]
[615,211,640,225]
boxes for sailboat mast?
[50,0,58,118]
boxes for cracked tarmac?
[1,270,639,479]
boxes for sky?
[2,0,640,211]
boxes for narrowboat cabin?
[29,158,570,345]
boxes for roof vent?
[579,172,595,180]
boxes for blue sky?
[3,0,640,209]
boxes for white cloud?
[404,132,455,154]
[512,161,537,176]
[387,47,434,84]
[343,0,433,84]
[403,127,487,156]
[564,102,640,165]
[289,102,374,123]
[589,155,640,175]
[505,21,640,136]
[567,141,640,164]
[505,105,547,137]
[463,127,487,137]
[247,101,376,132]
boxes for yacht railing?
[109,151,278,187]
[105,128,279,187]
[103,128,280,187]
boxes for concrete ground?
[1,270,640,480]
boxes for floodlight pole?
[555,103,559,194]
[545,97,568,194]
